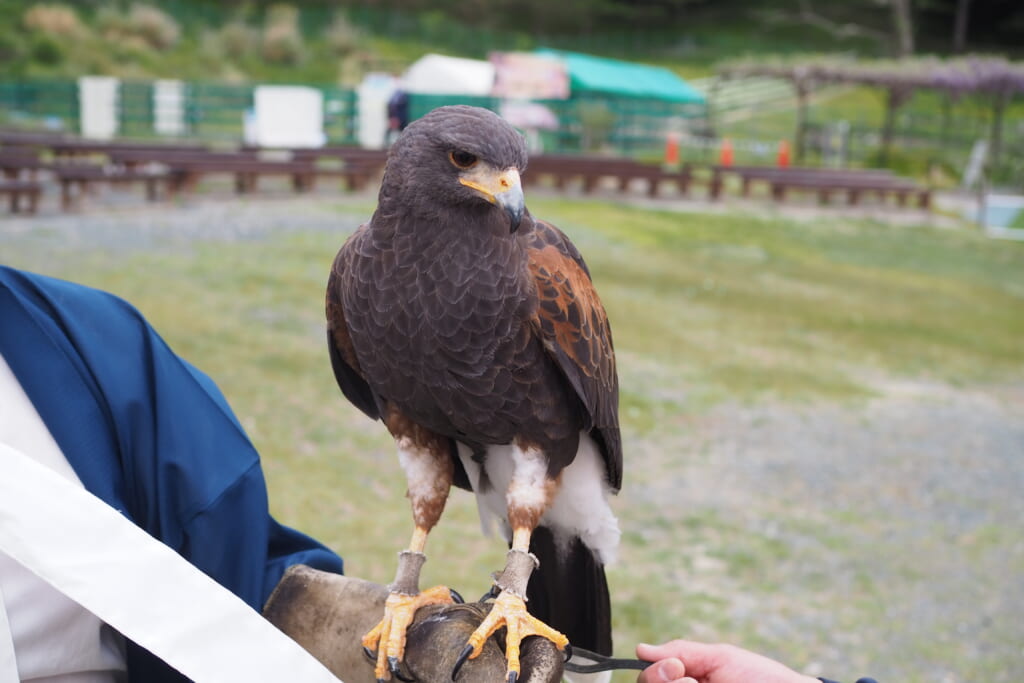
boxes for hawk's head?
[382,105,529,232]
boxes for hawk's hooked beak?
[459,166,525,233]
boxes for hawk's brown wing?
[527,218,622,491]
[326,231,381,421]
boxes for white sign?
[252,85,325,148]
[153,79,186,136]
[78,76,119,140]
[491,52,569,100]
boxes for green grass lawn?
[4,196,1023,680]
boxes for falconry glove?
[264,565,564,683]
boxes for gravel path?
[625,378,1024,682]
[1,196,366,254]
[4,196,1021,681]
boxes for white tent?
[403,54,495,95]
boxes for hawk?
[326,105,621,683]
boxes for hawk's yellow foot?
[452,591,569,683]
[363,584,457,681]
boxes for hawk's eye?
[449,150,478,169]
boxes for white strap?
[0,578,18,683]
[0,441,342,683]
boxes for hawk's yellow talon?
[363,585,456,681]
[459,591,569,681]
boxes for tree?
[952,0,971,53]
[889,0,915,57]
[755,0,918,57]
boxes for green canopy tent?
[532,49,707,153]
[535,49,706,104]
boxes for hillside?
[2,2,1021,186]
[2,0,1020,85]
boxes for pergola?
[716,56,1024,167]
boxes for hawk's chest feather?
[351,223,540,390]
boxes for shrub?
[22,3,83,36]
[579,101,617,152]
[95,4,130,39]
[261,3,304,64]
[126,3,180,50]
[262,23,302,64]
[218,20,259,59]
[95,3,180,51]
[265,3,299,30]
[0,32,24,64]
[324,13,361,57]
[865,146,959,184]
[29,33,64,65]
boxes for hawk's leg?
[454,446,569,683]
[363,424,456,682]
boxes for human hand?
[636,640,820,683]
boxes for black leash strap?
[564,645,652,674]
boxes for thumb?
[637,640,722,680]
[637,641,678,662]
[637,657,689,683]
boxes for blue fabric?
[0,265,344,682]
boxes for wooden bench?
[161,158,319,195]
[623,161,693,197]
[526,155,618,192]
[710,164,882,199]
[50,140,209,161]
[286,147,387,190]
[106,148,254,171]
[0,130,72,149]
[52,164,168,210]
[157,151,383,196]
[284,146,388,166]
[710,165,929,208]
[297,158,383,192]
[732,166,892,196]
[0,180,43,214]
[0,148,54,181]
[525,154,692,197]
[768,173,929,208]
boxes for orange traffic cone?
[777,140,791,167]
[664,132,680,166]
[719,138,734,167]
